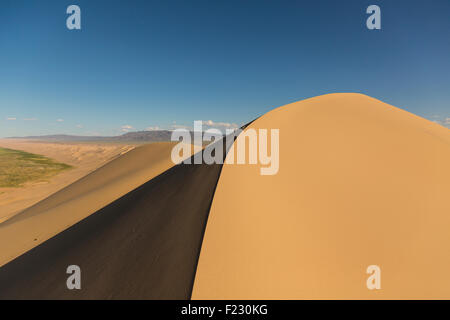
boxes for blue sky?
[0,0,449,137]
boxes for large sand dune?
[192,93,450,299]
[0,142,183,266]
[1,93,449,299]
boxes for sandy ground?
[192,93,450,299]
[0,141,188,266]
[0,139,135,223]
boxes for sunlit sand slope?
[0,142,183,266]
[193,93,450,299]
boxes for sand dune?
[0,146,222,299]
[0,139,134,222]
[2,93,449,299]
[0,142,185,266]
[192,93,450,299]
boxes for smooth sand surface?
[0,139,134,222]
[0,142,184,266]
[192,93,450,299]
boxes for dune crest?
[192,93,450,299]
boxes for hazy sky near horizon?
[0,0,449,137]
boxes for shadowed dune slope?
[192,93,450,299]
[0,142,184,266]
[0,148,223,299]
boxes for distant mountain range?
[7,131,175,142]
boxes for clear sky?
[0,0,449,137]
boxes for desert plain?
[0,139,135,223]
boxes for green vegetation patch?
[0,147,72,188]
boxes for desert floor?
[0,139,135,223]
